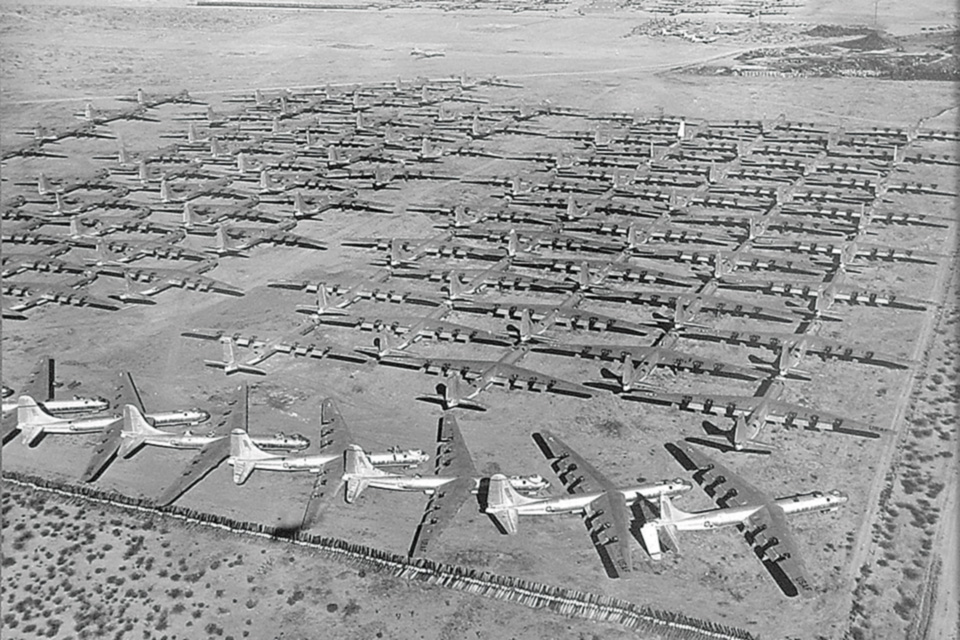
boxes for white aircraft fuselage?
[511,479,691,517]
[672,491,847,531]
[228,452,338,473]
[3,397,109,415]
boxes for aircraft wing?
[301,398,348,529]
[115,372,147,414]
[156,383,247,505]
[744,502,817,597]
[767,400,886,437]
[584,487,634,575]
[25,357,56,401]
[681,326,913,369]
[482,363,594,397]
[538,430,633,574]
[833,285,930,310]
[80,417,123,482]
[625,389,760,417]
[408,414,476,556]
[415,319,515,346]
[155,437,230,506]
[531,342,657,362]
[538,429,616,494]
[408,476,475,557]
[668,441,815,596]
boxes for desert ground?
[1,0,958,638]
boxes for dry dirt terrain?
[1,0,958,639]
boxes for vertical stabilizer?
[120,404,164,458]
[17,395,60,446]
[343,445,385,502]
[484,474,532,534]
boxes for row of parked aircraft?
[3,75,952,319]
[3,82,952,602]
[1,357,845,597]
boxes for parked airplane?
[2,358,109,444]
[319,305,516,352]
[203,223,327,256]
[182,324,366,372]
[3,271,120,312]
[345,412,538,557]
[630,378,886,451]
[154,385,327,506]
[512,251,699,289]
[1,357,108,417]
[531,330,763,391]
[679,321,914,370]
[451,292,657,338]
[15,396,119,447]
[92,260,245,299]
[718,269,930,312]
[81,371,214,481]
[410,48,446,59]
[485,430,693,576]
[641,442,848,597]
[377,343,593,409]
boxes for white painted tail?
[343,445,386,503]
[484,474,534,534]
[119,404,164,458]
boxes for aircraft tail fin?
[182,201,199,227]
[640,522,664,560]
[95,238,123,264]
[448,272,467,300]
[619,354,638,391]
[187,122,200,144]
[484,474,533,534]
[69,216,83,238]
[517,308,536,343]
[17,395,60,446]
[210,136,226,158]
[159,177,174,203]
[644,494,686,559]
[506,229,519,257]
[441,376,484,411]
[260,169,278,193]
[117,144,131,166]
[659,493,693,524]
[230,429,268,484]
[120,404,163,458]
[54,192,68,214]
[204,337,266,376]
[137,158,149,183]
[344,445,386,502]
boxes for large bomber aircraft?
[2,358,109,444]
[485,430,693,577]
[718,268,931,313]
[680,320,914,370]
[449,291,657,338]
[376,343,594,410]
[182,323,367,375]
[3,271,120,312]
[90,260,245,299]
[316,303,517,352]
[641,442,848,597]
[15,397,119,447]
[155,384,296,505]
[530,329,763,391]
[629,378,886,452]
[81,372,214,481]
[343,412,545,557]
